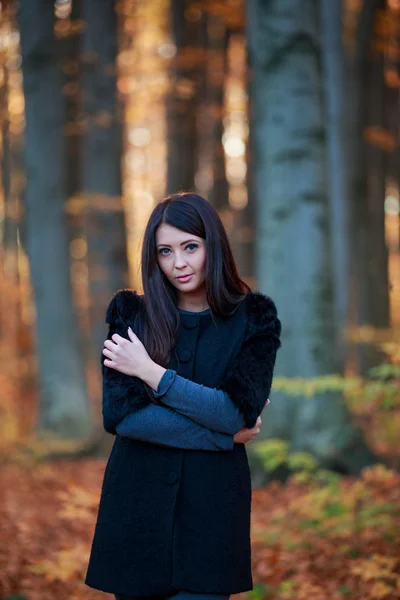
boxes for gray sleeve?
[115,403,234,451]
[153,369,246,435]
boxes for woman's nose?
[174,252,187,268]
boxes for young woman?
[85,192,282,600]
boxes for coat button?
[183,319,198,330]
[165,471,179,484]
[178,349,192,363]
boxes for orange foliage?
[0,459,399,600]
[0,460,106,600]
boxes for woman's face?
[156,223,206,293]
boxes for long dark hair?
[138,192,251,365]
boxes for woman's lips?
[176,274,193,283]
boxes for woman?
[85,192,282,600]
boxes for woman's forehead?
[156,223,202,245]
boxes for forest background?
[1,0,400,599]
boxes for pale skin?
[103,223,265,444]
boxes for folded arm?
[153,370,246,435]
[116,402,234,451]
[154,296,281,431]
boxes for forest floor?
[0,456,399,600]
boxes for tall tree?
[197,12,230,210]
[0,4,20,392]
[61,0,82,202]
[18,0,90,438]
[321,0,350,367]
[322,0,389,371]
[365,41,390,343]
[197,16,255,282]
[345,0,386,372]
[247,0,376,473]
[166,0,204,193]
[81,0,129,359]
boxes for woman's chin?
[173,278,205,293]
[175,281,197,291]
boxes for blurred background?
[1,0,400,599]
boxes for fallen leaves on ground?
[0,459,399,600]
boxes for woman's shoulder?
[242,291,280,338]
[105,288,144,324]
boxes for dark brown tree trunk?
[81,0,129,361]
[197,21,253,281]
[166,0,204,193]
[198,15,229,210]
[346,0,382,373]
[365,46,390,343]
[62,1,82,201]
[321,0,350,369]
[0,25,20,373]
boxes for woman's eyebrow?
[156,239,199,248]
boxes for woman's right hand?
[234,415,262,444]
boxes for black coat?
[85,290,281,597]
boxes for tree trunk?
[62,0,82,201]
[226,32,255,284]
[197,21,254,281]
[321,0,350,368]
[365,45,390,343]
[0,35,20,394]
[197,15,229,210]
[247,0,377,474]
[166,0,204,193]
[18,0,91,438]
[196,15,235,252]
[81,0,129,359]
[346,0,381,372]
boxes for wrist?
[140,359,167,392]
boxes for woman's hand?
[234,415,262,444]
[103,327,152,378]
[233,399,269,444]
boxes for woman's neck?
[177,290,208,312]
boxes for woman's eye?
[186,243,198,252]
[159,248,170,256]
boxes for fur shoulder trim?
[105,288,144,325]
[220,291,281,428]
[244,291,281,339]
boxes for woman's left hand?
[103,327,152,378]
